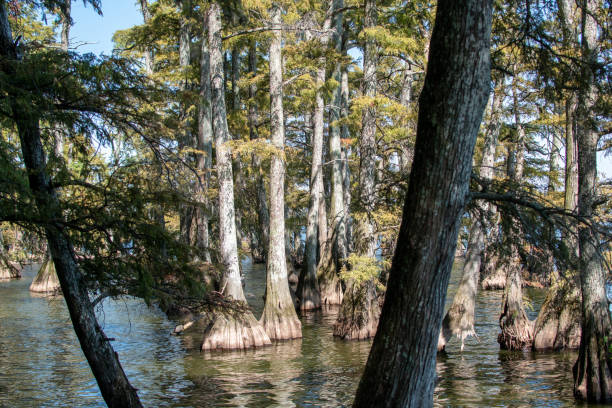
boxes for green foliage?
[340,254,384,291]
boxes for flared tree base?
[533,278,581,351]
[498,315,534,350]
[297,278,321,311]
[481,268,506,290]
[333,279,379,340]
[29,257,61,294]
[573,330,612,403]
[260,306,302,340]
[319,277,343,306]
[0,263,20,280]
[201,309,271,351]
[438,303,476,352]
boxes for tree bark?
[201,3,271,351]
[139,0,153,75]
[318,0,346,306]
[573,0,612,401]
[498,84,534,351]
[0,4,143,405]
[177,0,194,245]
[260,5,302,340]
[438,84,501,352]
[195,8,212,263]
[248,40,270,263]
[352,0,491,405]
[335,0,379,339]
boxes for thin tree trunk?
[201,3,271,350]
[573,0,612,401]
[438,83,502,352]
[0,229,20,280]
[335,0,379,339]
[532,2,582,347]
[195,8,212,263]
[260,5,302,340]
[139,0,153,75]
[498,84,534,351]
[0,4,143,405]
[299,13,335,310]
[248,40,270,263]
[318,0,346,306]
[352,1,491,404]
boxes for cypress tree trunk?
[0,229,20,280]
[248,40,270,263]
[532,0,582,352]
[335,0,379,339]
[201,3,271,350]
[139,0,153,75]
[352,0,491,405]
[30,248,61,294]
[0,4,143,405]
[259,5,302,340]
[498,85,534,351]
[298,13,335,311]
[195,10,212,263]
[178,0,194,245]
[573,0,612,401]
[317,0,346,306]
[438,84,501,352]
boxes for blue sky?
[70,0,142,55]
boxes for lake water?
[0,260,586,407]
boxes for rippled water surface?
[0,261,586,407]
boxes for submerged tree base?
[0,262,20,280]
[260,306,302,340]
[201,307,271,351]
[29,255,61,294]
[333,279,380,340]
[533,275,581,351]
[438,304,477,352]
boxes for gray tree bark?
[438,84,502,352]
[532,1,581,351]
[317,0,346,306]
[201,3,271,350]
[260,5,302,340]
[195,9,212,262]
[352,0,491,404]
[248,40,270,263]
[334,0,380,340]
[573,0,612,401]
[498,84,534,351]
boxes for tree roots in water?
[201,309,271,351]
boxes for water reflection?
[0,261,583,407]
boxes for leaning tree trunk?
[259,5,302,340]
[352,1,491,405]
[201,3,271,351]
[532,0,583,353]
[573,0,612,401]
[498,84,534,351]
[334,0,379,339]
[0,4,143,405]
[438,83,501,352]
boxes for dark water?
[0,260,587,407]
